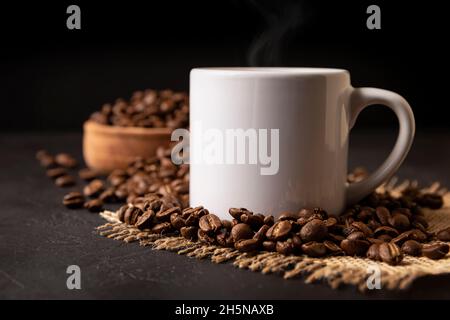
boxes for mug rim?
[191,67,349,77]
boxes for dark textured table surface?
[1,129,450,300]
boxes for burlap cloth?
[96,179,450,291]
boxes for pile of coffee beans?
[37,147,449,264]
[89,89,189,129]
[114,181,449,265]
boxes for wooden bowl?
[83,120,172,173]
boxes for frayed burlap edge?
[96,179,450,292]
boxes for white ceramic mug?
[189,68,415,217]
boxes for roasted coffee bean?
[298,208,316,219]
[437,227,450,241]
[83,179,105,198]
[263,215,275,226]
[46,167,67,179]
[199,214,222,234]
[262,241,276,252]
[124,206,143,225]
[235,238,260,252]
[357,207,375,221]
[367,237,384,245]
[422,243,449,260]
[229,208,250,220]
[391,232,411,246]
[388,212,410,230]
[117,205,128,222]
[197,229,215,243]
[374,226,399,237]
[323,240,343,255]
[84,198,104,212]
[221,220,233,230]
[55,153,78,168]
[375,206,391,225]
[180,226,197,240]
[231,223,254,242]
[417,193,443,209]
[156,206,181,222]
[79,168,101,181]
[152,222,172,234]
[292,235,303,250]
[406,229,427,243]
[401,240,422,256]
[181,206,203,218]
[340,239,370,256]
[377,234,393,242]
[276,239,295,255]
[351,221,373,237]
[170,214,186,230]
[39,154,56,168]
[253,225,270,241]
[379,242,403,265]
[366,243,381,261]
[301,242,327,257]
[328,233,345,243]
[266,220,292,241]
[36,149,50,161]
[325,217,338,229]
[240,213,264,229]
[185,214,199,226]
[55,175,76,187]
[278,211,300,221]
[135,210,155,230]
[393,208,412,219]
[99,188,117,203]
[367,219,382,231]
[300,219,327,242]
[347,231,366,241]
[62,191,84,209]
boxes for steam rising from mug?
[246,0,302,66]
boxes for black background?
[1,0,448,132]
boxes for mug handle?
[346,87,415,205]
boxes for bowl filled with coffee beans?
[83,89,189,173]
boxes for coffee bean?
[375,206,391,225]
[135,210,155,230]
[266,220,292,241]
[36,149,50,161]
[401,240,422,256]
[323,240,343,255]
[437,227,450,241]
[240,213,264,229]
[197,229,215,243]
[199,214,222,234]
[231,223,254,242]
[55,153,78,168]
[221,220,233,230]
[276,239,295,255]
[391,232,411,246]
[156,206,181,222]
[379,242,403,265]
[278,211,300,221]
[340,239,370,256]
[235,238,260,252]
[84,198,104,212]
[388,213,410,230]
[47,167,67,179]
[299,219,327,242]
[83,179,105,197]
[62,191,84,209]
[99,188,117,203]
[367,219,381,230]
[351,221,373,237]
[253,225,270,241]
[374,226,399,237]
[347,231,366,241]
[55,175,76,187]
[377,234,393,242]
[357,207,375,221]
[124,206,143,225]
[79,168,101,181]
[422,243,449,260]
[328,233,345,243]
[152,222,172,234]
[229,208,250,220]
[170,214,186,230]
[180,226,198,240]
[39,154,56,168]
[417,193,443,209]
[117,205,128,222]
[263,215,274,226]
[301,242,327,257]
[367,237,384,245]
[262,241,276,251]
[393,208,412,219]
[325,217,338,229]
[298,208,316,219]
[366,243,381,261]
